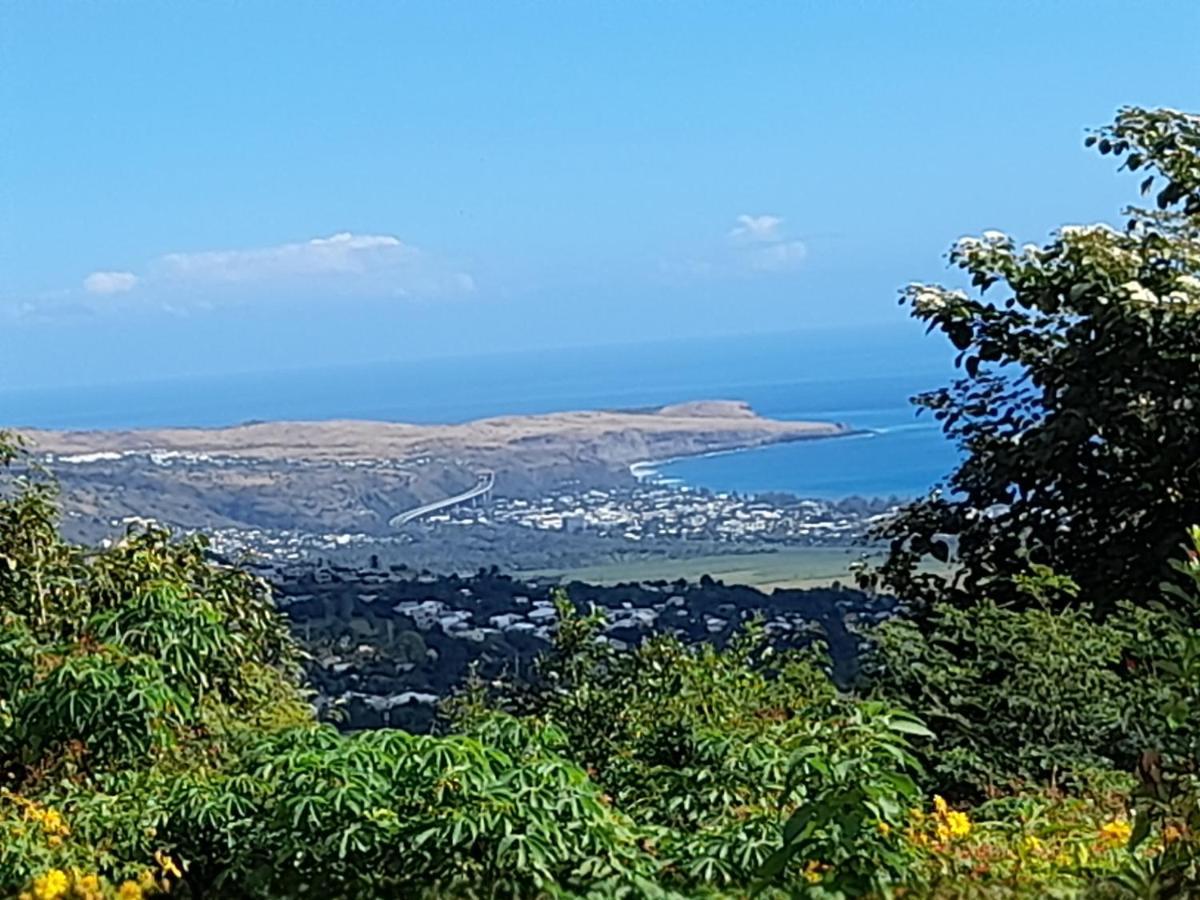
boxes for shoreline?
[629,424,869,484]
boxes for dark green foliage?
[1110,527,1200,896]
[453,594,927,892]
[866,577,1172,796]
[158,720,653,897]
[869,107,1200,614]
[0,436,303,787]
[764,701,929,896]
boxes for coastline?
[629,423,867,485]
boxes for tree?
[869,107,1200,614]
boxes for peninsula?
[20,401,852,543]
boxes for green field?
[519,546,883,591]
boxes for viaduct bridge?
[388,471,495,529]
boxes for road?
[388,471,495,528]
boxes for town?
[429,483,899,545]
[166,483,903,573]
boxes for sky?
[2,1,1199,391]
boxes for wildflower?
[936,810,971,841]
[1098,819,1133,848]
[40,809,68,837]
[74,874,102,900]
[1022,834,1043,854]
[1164,823,1184,844]
[154,849,182,879]
[876,820,892,837]
[31,869,69,900]
[929,796,971,841]
[116,881,144,900]
[802,860,828,884]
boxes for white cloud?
[661,213,807,283]
[729,214,784,244]
[730,214,806,272]
[76,232,473,308]
[157,232,421,283]
[83,270,139,295]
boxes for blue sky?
[2,1,1198,390]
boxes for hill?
[18,401,850,541]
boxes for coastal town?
[428,484,897,545]
[147,483,903,572]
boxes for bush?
[453,594,933,893]
[866,570,1171,796]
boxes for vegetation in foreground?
[4,106,1200,898]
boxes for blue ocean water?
[0,326,961,499]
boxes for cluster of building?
[270,564,902,731]
[185,523,410,564]
[50,448,415,471]
[428,485,894,546]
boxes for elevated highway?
[389,471,495,528]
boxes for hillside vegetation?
[4,107,1200,898]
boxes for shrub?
[866,571,1170,795]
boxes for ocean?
[0,326,961,500]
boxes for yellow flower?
[137,869,157,892]
[876,820,892,837]
[931,800,971,842]
[154,849,182,879]
[949,810,971,838]
[74,873,102,900]
[116,882,143,900]
[1022,834,1043,854]
[1098,819,1133,848]
[31,869,69,900]
[802,860,828,884]
[40,809,68,837]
